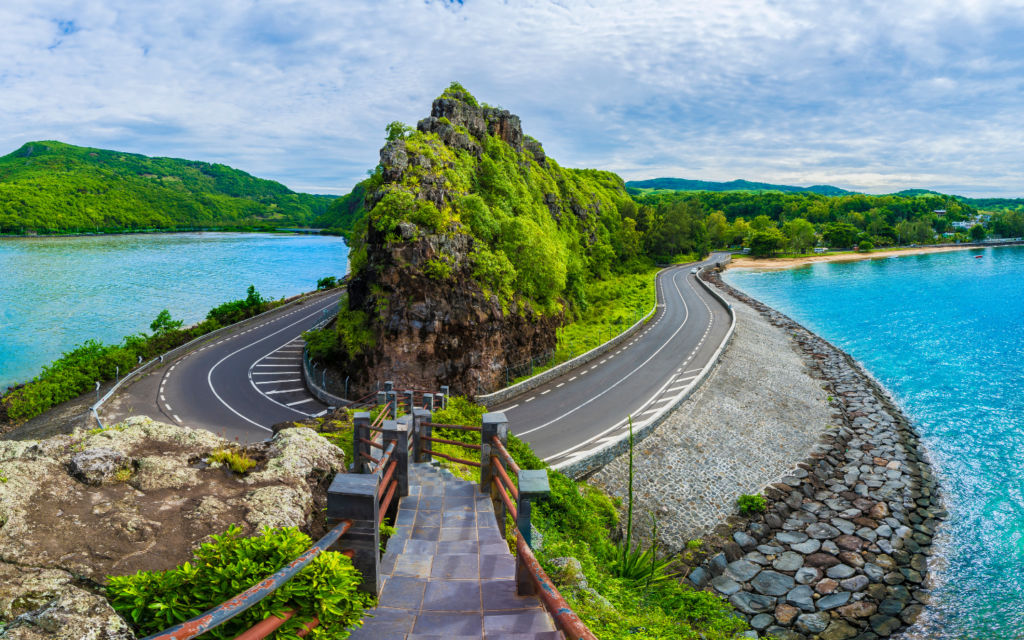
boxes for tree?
[748,229,787,257]
[385,121,414,142]
[727,217,751,245]
[783,218,816,254]
[150,309,183,335]
[705,211,728,248]
[858,240,874,252]
[750,215,775,232]
[821,222,859,248]
[970,224,986,242]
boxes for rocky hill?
[316,84,638,395]
[0,416,347,638]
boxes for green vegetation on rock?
[0,141,335,232]
[107,524,370,639]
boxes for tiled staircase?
[348,462,562,639]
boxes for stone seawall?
[689,271,943,639]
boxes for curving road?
[107,253,731,456]
[491,253,733,467]
[108,291,344,444]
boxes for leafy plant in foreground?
[106,524,370,639]
[737,494,767,515]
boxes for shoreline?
[727,241,1023,270]
[669,270,945,639]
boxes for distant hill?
[313,181,367,232]
[888,189,945,197]
[625,177,855,196]
[0,141,336,232]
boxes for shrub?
[438,116,451,126]
[107,524,370,638]
[149,309,183,335]
[737,494,767,515]
[316,276,338,290]
[423,259,452,281]
[471,248,516,301]
[858,240,874,252]
[208,448,256,474]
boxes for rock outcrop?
[341,88,626,396]
[0,416,348,638]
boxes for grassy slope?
[313,181,367,232]
[0,141,335,231]
[626,177,854,196]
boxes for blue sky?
[3,1,1024,197]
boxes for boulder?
[68,448,129,486]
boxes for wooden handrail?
[421,435,481,450]
[421,449,481,468]
[491,435,521,474]
[422,422,482,432]
[491,457,519,501]
[491,475,518,520]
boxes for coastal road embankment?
[492,253,733,467]
[102,291,343,443]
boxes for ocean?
[0,232,348,391]
[724,246,1024,638]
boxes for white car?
[690,268,698,274]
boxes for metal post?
[352,412,371,473]
[423,393,434,412]
[115,366,119,384]
[516,470,551,595]
[95,381,100,401]
[385,390,397,418]
[441,386,449,409]
[385,380,393,392]
[481,412,508,536]
[327,473,380,595]
[377,391,386,409]
[405,390,415,414]
[381,419,410,499]
[412,408,430,463]
[345,376,350,400]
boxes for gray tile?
[380,551,399,575]
[438,540,479,555]
[443,512,477,528]
[476,496,494,511]
[481,580,542,610]
[379,576,427,609]
[483,610,555,634]
[422,580,483,611]
[478,526,504,542]
[431,554,480,579]
[445,483,477,497]
[347,607,417,639]
[412,612,483,636]
[479,554,515,580]
[412,526,441,541]
[444,496,476,512]
[393,554,433,578]
[479,541,511,555]
[415,511,444,527]
[417,496,445,511]
[395,509,416,526]
[420,484,445,495]
[392,525,413,541]
[440,528,477,541]
[403,539,438,555]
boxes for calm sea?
[0,233,348,390]
[724,247,1024,638]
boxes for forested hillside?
[0,141,335,232]
[626,177,854,196]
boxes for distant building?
[934,209,946,215]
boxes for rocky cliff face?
[344,93,566,396]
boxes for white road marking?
[255,379,302,384]
[541,390,551,395]
[161,395,166,401]
[165,404,172,411]
[504,404,519,411]
[526,397,535,402]
[255,364,300,367]
[266,388,307,395]
[569,377,577,381]
[173,415,181,422]
[556,383,564,388]
[287,398,316,406]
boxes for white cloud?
[1,0,1024,197]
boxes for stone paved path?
[348,462,560,640]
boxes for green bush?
[423,259,452,280]
[316,276,338,290]
[107,524,370,639]
[737,494,767,515]
[303,296,376,361]
[858,240,874,252]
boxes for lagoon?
[724,246,1024,638]
[0,233,348,391]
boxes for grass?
[113,467,133,483]
[208,448,257,474]
[507,268,660,387]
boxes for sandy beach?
[727,244,983,270]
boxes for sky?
[3,1,1024,197]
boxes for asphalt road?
[491,253,733,467]
[109,291,343,444]
[107,253,730,455]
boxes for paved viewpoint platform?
[348,463,560,640]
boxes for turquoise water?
[0,233,348,390]
[724,247,1024,638]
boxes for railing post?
[352,412,371,473]
[412,408,430,463]
[481,412,508,536]
[382,418,410,498]
[516,470,551,595]
[405,390,415,414]
[436,392,446,411]
[327,473,381,595]
[422,413,435,464]
[385,390,397,418]
[422,393,434,412]
[377,391,386,408]
[385,380,393,392]
[441,386,449,408]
